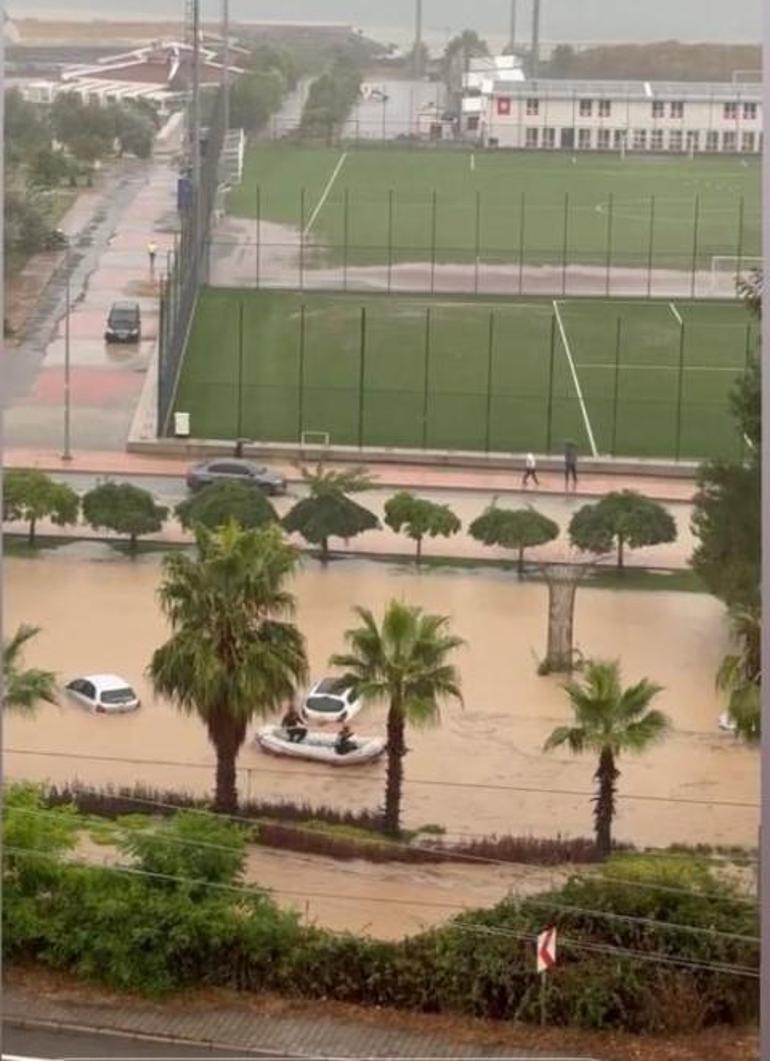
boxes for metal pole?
[297,304,306,440]
[256,186,261,289]
[62,246,72,461]
[222,0,230,133]
[735,194,745,291]
[509,0,517,49]
[358,307,367,447]
[518,191,526,295]
[413,0,424,79]
[546,313,556,451]
[387,189,394,294]
[674,322,686,460]
[761,13,770,1057]
[690,194,700,299]
[646,195,656,299]
[561,192,569,296]
[422,307,431,449]
[474,189,481,295]
[191,0,201,256]
[611,317,622,455]
[604,192,614,297]
[430,190,437,295]
[236,300,244,441]
[299,187,305,290]
[342,187,349,291]
[531,0,541,78]
[484,312,495,452]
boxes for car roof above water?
[80,674,135,691]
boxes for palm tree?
[716,603,760,743]
[544,660,669,858]
[3,623,57,713]
[331,600,463,836]
[149,522,308,813]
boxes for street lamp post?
[62,242,72,462]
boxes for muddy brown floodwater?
[5,552,759,852]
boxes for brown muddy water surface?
[5,552,758,853]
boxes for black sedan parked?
[185,458,287,495]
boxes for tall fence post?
[342,187,350,291]
[430,190,437,295]
[297,304,306,441]
[256,185,261,290]
[299,187,306,291]
[561,192,570,296]
[157,282,166,434]
[674,322,686,460]
[357,306,366,447]
[236,300,245,440]
[604,192,614,297]
[689,195,700,299]
[735,194,745,290]
[611,317,622,455]
[422,307,431,449]
[387,189,394,294]
[646,195,656,299]
[474,189,481,296]
[518,191,526,295]
[484,311,495,452]
[546,314,556,452]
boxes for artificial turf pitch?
[174,289,756,461]
[227,146,760,270]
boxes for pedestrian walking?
[564,441,578,491]
[522,452,539,488]
[147,240,158,273]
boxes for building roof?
[491,78,763,102]
[63,40,244,93]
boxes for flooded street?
[5,552,758,851]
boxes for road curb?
[3,1015,312,1058]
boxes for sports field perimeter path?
[4,447,698,503]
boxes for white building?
[462,54,525,96]
[463,79,762,154]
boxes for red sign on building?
[497,97,511,116]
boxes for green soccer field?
[174,289,756,461]
[226,145,760,271]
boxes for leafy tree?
[544,660,669,858]
[3,624,57,714]
[384,491,461,562]
[547,43,578,76]
[691,460,760,608]
[82,482,167,552]
[470,503,559,575]
[4,189,53,261]
[3,783,75,897]
[3,468,79,546]
[331,600,463,836]
[176,480,277,533]
[282,464,379,563]
[230,69,287,132]
[29,146,70,188]
[4,88,49,164]
[716,604,760,744]
[569,490,676,571]
[150,523,308,813]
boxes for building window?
[526,98,539,116]
[705,130,719,152]
[467,115,480,132]
[613,129,626,149]
[632,128,647,150]
[741,131,756,152]
[669,129,683,151]
[686,130,700,152]
[542,126,556,148]
[723,130,737,152]
[597,128,610,149]
[743,102,758,120]
[579,99,592,117]
[598,100,611,117]
[578,128,592,149]
[525,127,540,148]
[670,101,684,118]
[651,100,665,118]
[724,102,738,120]
[650,129,664,151]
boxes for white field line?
[669,301,684,326]
[470,152,476,171]
[579,362,740,373]
[552,300,599,458]
[304,151,348,237]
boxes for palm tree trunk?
[130,532,138,553]
[617,534,624,571]
[416,537,422,564]
[208,707,247,814]
[320,536,329,564]
[383,701,406,837]
[594,747,619,858]
[517,545,524,577]
[29,517,36,547]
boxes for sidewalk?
[4,446,698,503]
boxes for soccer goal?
[710,256,763,294]
[300,430,331,451]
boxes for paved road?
[2,1026,286,1059]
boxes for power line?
[4,846,758,980]
[6,746,760,809]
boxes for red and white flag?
[536,925,557,973]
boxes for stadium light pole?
[222,0,230,134]
[762,0,770,1055]
[530,0,541,79]
[191,0,201,252]
[413,0,423,79]
[62,242,72,462]
[508,0,517,51]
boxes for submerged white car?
[301,678,362,724]
[65,674,140,714]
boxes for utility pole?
[508,0,517,51]
[62,243,72,461]
[222,0,230,133]
[413,0,423,79]
[191,0,201,250]
[531,0,541,79]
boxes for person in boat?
[282,705,307,743]
[335,721,357,756]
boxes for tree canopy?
[384,491,461,561]
[282,463,379,561]
[176,480,277,533]
[82,482,167,551]
[3,468,79,545]
[569,491,677,570]
[3,624,57,715]
[470,503,559,574]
